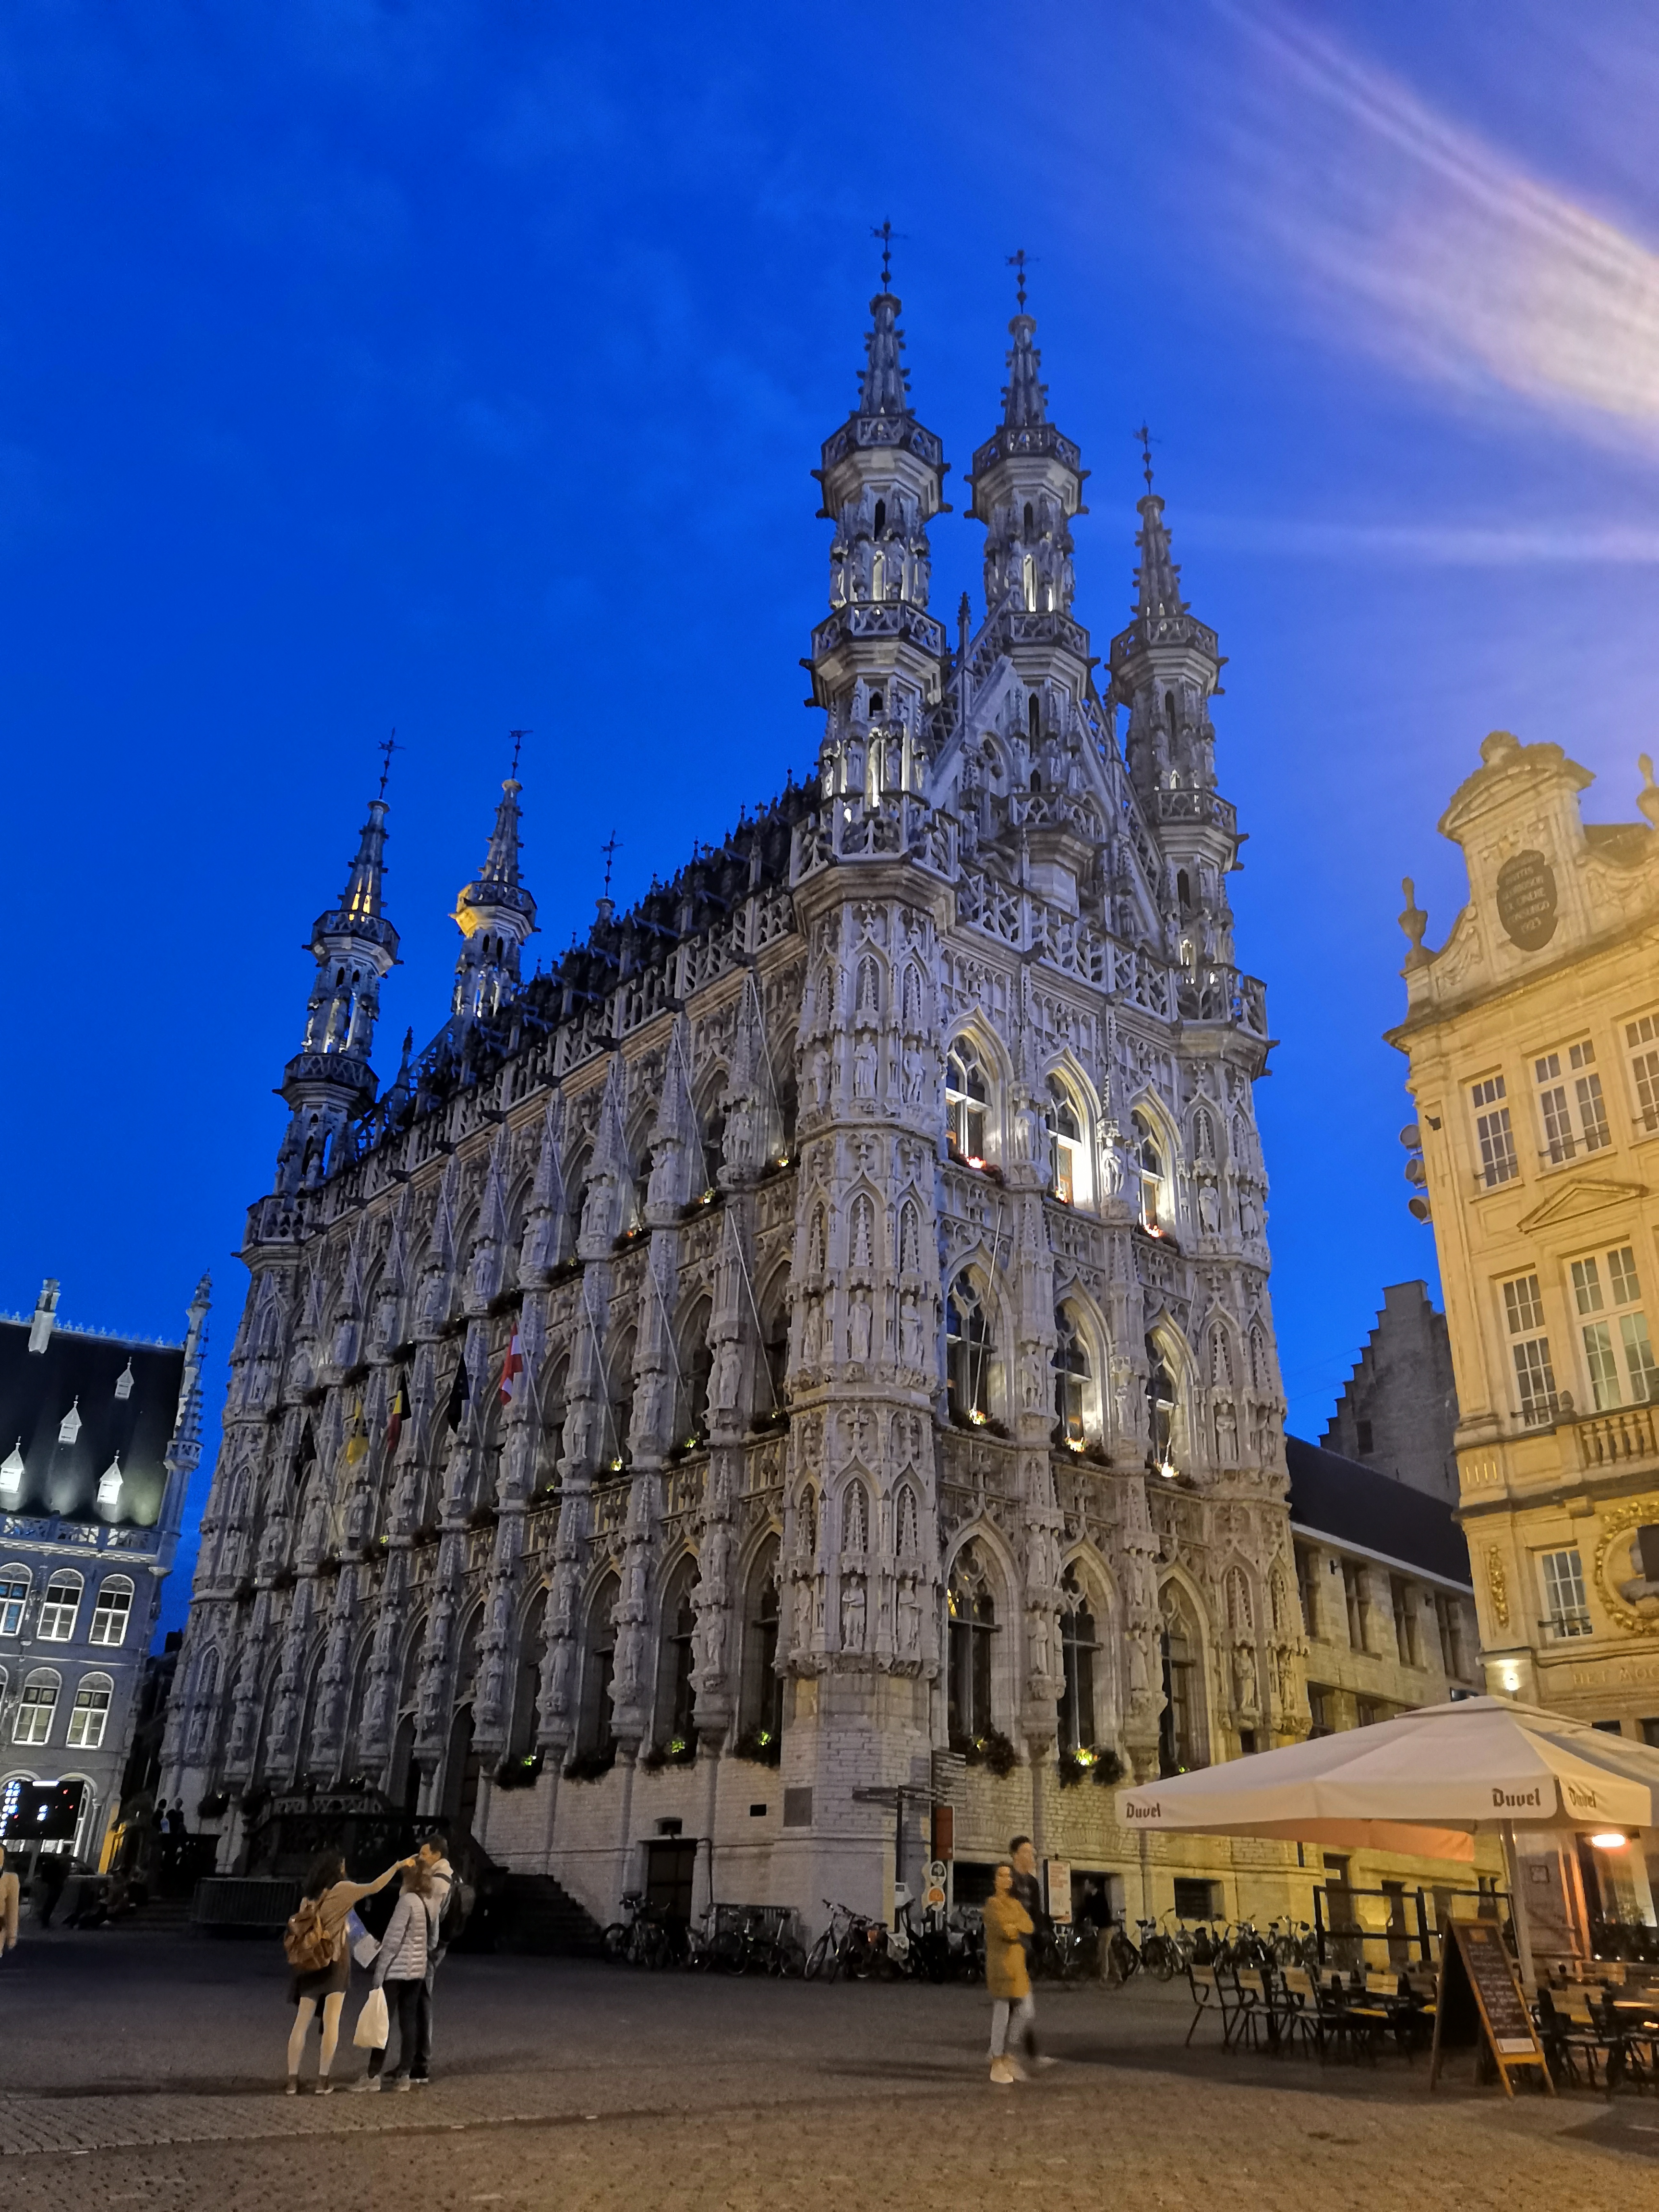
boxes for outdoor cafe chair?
[1230,1966,1275,2053]
[1539,1987,1619,2094]
[1184,1962,1241,2049]
[1275,1965,1324,2058]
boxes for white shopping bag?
[352,1985,389,2051]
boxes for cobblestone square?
[0,1932,1653,2209]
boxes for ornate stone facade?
[164,277,1309,1930]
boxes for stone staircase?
[492,1872,606,1956]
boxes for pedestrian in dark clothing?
[34,1851,71,1928]
[1007,1837,1053,2068]
[410,1830,458,2085]
[353,1862,433,2091]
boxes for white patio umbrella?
[1118,1697,1659,1860]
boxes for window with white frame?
[36,1571,83,1642]
[66,1673,113,1750]
[12,1670,59,1745]
[1572,1244,1659,1409]
[1500,1272,1557,1423]
[1046,1081,1083,1205]
[89,1576,134,1648]
[1626,1011,1659,1136]
[1538,1547,1591,1637]
[945,1043,989,1163]
[1470,1075,1518,1187]
[0,1567,29,1637]
[1052,1306,1089,1444]
[1534,1039,1610,1165]
[1132,1111,1165,1232]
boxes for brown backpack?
[282,1896,337,1974]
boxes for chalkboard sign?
[1429,1918,1554,2099]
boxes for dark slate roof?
[1285,1434,1471,1588]
[0,1320,185,1530]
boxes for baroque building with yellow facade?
[1390,730,1659,1932]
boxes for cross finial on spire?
[377,729,400,800]
[872,217,902,293]
[508,727,531,780]
[1135,421,1157,494]
[1007,246,1034,311]
[600,830,622,901]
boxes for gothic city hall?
[163,279,1307,1933]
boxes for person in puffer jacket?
[355,1861,433,2090]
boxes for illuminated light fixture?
[1589,1832,1629,1851]
[1499,1662,1523,1695]
[1065,1438,1085,1455]
[0,1441,22,1497]
[969,1410,987,1427]
[965,1155,987,1171]
[1157,1458,1179,1482]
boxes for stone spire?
[278,788,401,1190]
[809,251,950,794]
[1132,491,1187,623]
[451,768,538,1028]
[1002,312,1047,431]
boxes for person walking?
[0,1845,20,1960]
[284,1850,409,2096]
[352,1860,433,2092]
[34,1849,71,1929]
[1007,1836,1052,2069]
[983,1861,1034,2085]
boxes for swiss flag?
[499,1331,524,1405]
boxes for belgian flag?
[384,1374,409,1457]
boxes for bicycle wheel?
[602,1922,628,1962]
[1150,1937,1176,1982]
[804,1931,833,1982]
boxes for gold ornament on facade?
[1485,1545,1510,1629]
[1592,1494,1659,1635]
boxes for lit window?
[1056,1573,1097,1757]
[1132,1112,1164,1231]
[37,1572,83,1642]
[1470,1075,1518,1187]
[1500,1274,1556,1423]
[66,1676,112,1750]
[1535,1040,1609,1164]
[946,1278,992,1422]
[89,1578,134,1648]
[945,1044,989,1163]
[1145,1335,1177,1472]
[1052,1307,1089,1444]
[12,1672,59,1746]
[0,1570,29,1638]
[1046,1082,1082,1205]
[1539,1548,1591,1638]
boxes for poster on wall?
[1045,1859,1072,1925]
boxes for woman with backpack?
[351,1859,433,2091]
[284,1849,410,2095]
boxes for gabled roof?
[1285,1434,1471,1589]
[0,1319,185,1530]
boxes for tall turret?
[451,768,537,1028]
[278,788,399,1190]
[809,232,950,805]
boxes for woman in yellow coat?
[982,1860,1034,2084]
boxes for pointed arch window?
[1132,1111,1164,1233]
[1053,1307,1090,1446]
[947,1546,996,1746]
[1022,554,1036,611]
[1146,1335,1178,1475]
[1057,1572,1098,1756]
[946,1277,992,1423]
[578,1575,619,1757]
[946,1043,989,1163]
[742,1542,783,1745]
[872,496,887,536]
[657,1560,698,1749]
[1159,1586,1207,1775]
[1046,1082,1083,1205]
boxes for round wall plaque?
[1495,848,1558,950]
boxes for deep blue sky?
[5,3,1658,1641]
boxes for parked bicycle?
[602,1892,677,1969]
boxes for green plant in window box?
[959,1728,1020,1778]
[495,1752,543,1791]
[563,1745,617,1783]
[731,1726,781,1767]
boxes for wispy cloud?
[1212,1,1659,445]
[1182,515,1659,565]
